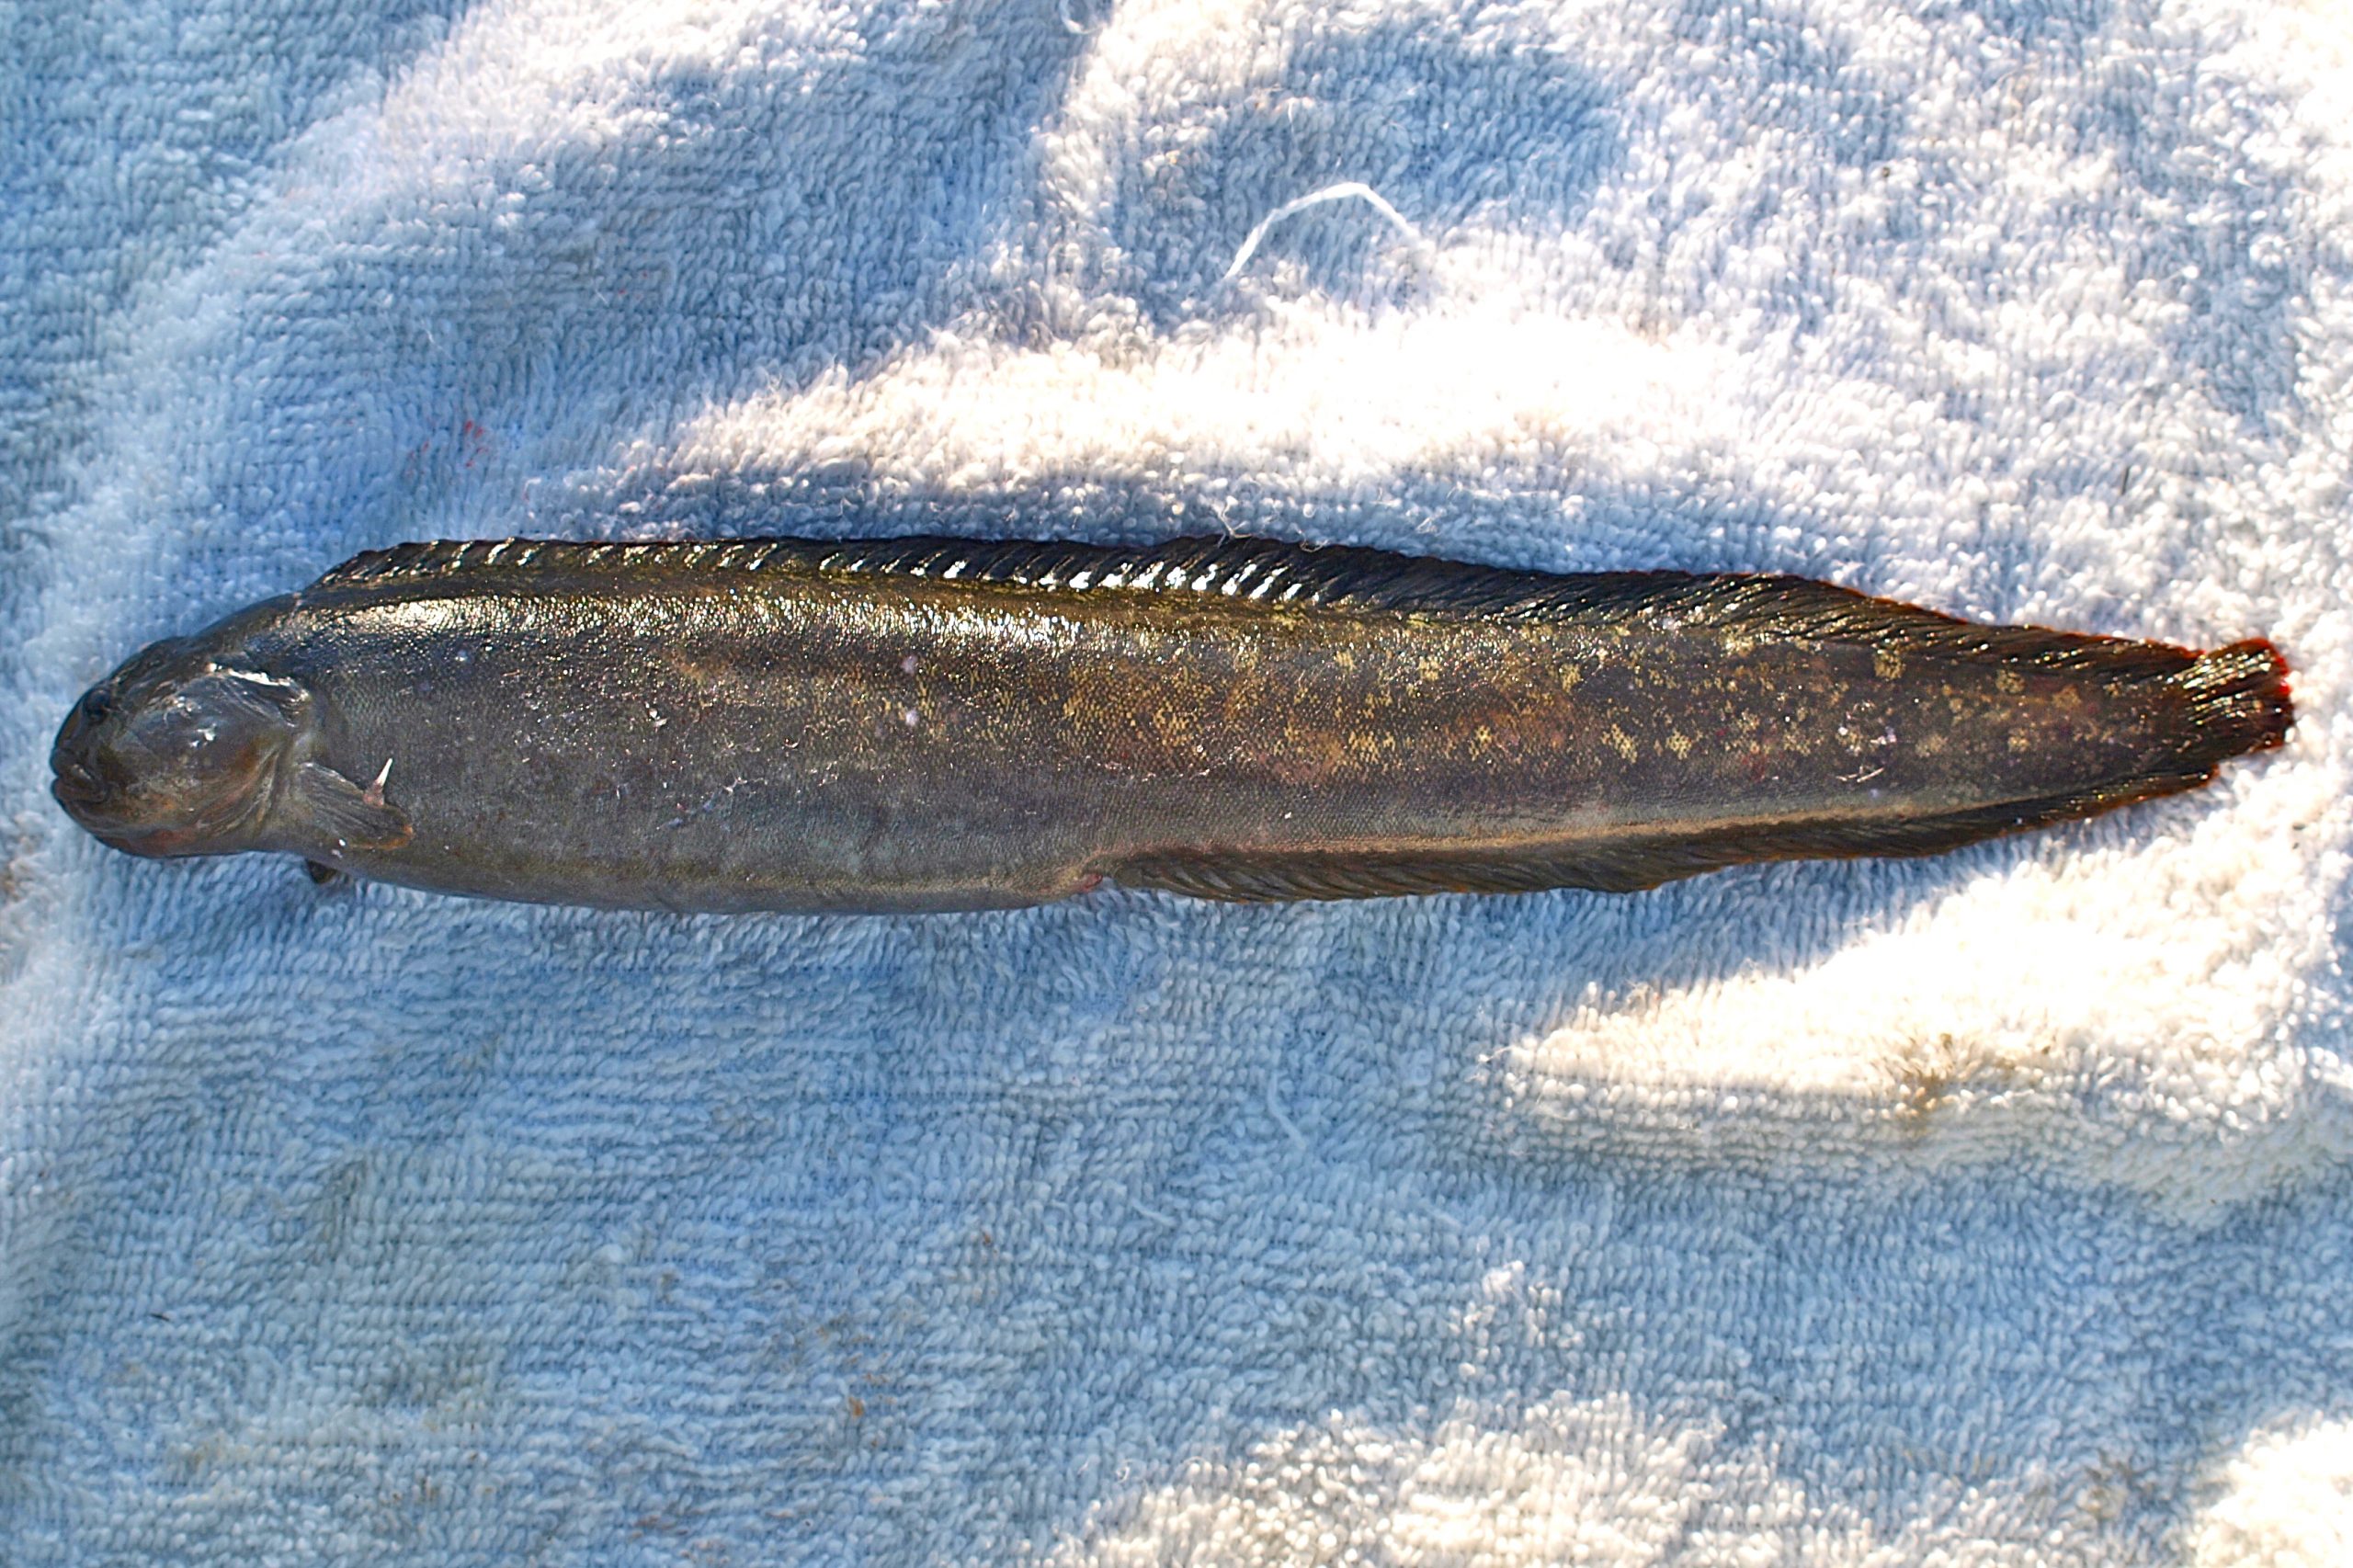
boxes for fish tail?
[1554,637,2295,893]
[2157,637,2294,778]
[1907,635,2294,857]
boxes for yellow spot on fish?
[1996,669,2025,694]
[2007,730,2033,752]
[1666,732,1691,758]
[1557,665,1581,690]
[1872,648,1904,679]
[1916,733,1946,756]
[1608,725,1639,761]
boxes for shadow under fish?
[51,534,2292,914]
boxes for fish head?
[51,638,313,858]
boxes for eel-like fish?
[50,534,2291,912]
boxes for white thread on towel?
[1266,1064,1310,1152]
[1219,181,1426,284]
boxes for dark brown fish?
[49,534,2291,912]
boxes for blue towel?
[5,2,2349,1562]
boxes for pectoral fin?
[290,761,412,850]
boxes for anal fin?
[1109,846,1677,902]
[1108,786,2213,903]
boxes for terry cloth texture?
[4,1,2351,1562]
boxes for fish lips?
[49,750,164,852]
[50,687,119,821]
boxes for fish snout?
[50,665,173,834]
[51,686,117,812]
[51,714,141,842]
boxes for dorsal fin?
[308,533,2193,678]
[308,531,1549,605]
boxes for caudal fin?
[2165,638,2293,773]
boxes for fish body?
[51,534,2291,911]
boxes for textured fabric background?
[4,1,2350,1562]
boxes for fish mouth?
[47,772,211,856]
[50,716,112,805]
[49,766,145,844]
[51,694,119,819]
[50,687,173,845]
[50,766,108,813]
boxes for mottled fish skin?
[50,534,2292,911]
